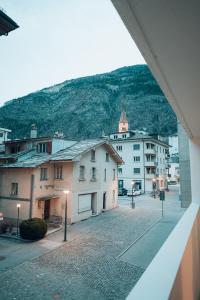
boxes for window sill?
[90,178,97,182]
[40,179,48,181]
[79,178,86,182]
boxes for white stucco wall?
[71,145,118,223]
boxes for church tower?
[118,111,129,132]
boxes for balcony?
[144,148,156,155]
[145,161,157,167]
[126,203,200,300]
[145,172,156,179]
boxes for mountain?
[0,65,177,139]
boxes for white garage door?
[78,194,91,213]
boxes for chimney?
[30,124,37,138]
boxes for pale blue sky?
[0,0,145,105]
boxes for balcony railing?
[126,203,200,300]
[145,161,157,167]
[145,172,156,178]
[145,148,156,155]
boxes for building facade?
[109,112,169,192]
[0,139,122,224]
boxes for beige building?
[0,139,122,224]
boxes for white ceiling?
[112,0,200,140]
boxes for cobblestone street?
[0,186,184,300]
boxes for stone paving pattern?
[0,188,184,300]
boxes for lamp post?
[16,203,20,236]
[131,180,135,209]
[152,178,156,198]
[63,190,69,242]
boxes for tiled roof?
[0,153,49,168]
[0,139,123,168]
[50,139,105,161]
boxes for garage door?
[78,194,91,213]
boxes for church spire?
[119,111,129,132]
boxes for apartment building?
[0,139,122,224]
[109,111,169,192]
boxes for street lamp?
[16,203,21,236]
[63,190,69,242]
[131,180,135,209]
[152,178,156,198]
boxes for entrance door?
[103,192,106,210]
[118,180,124,189]
[44,200,50,220]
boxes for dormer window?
[91,149,96,162]
[37,143,47,153]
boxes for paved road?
[0,185,184,300]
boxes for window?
[79,166,85,181]
[146,167,155,174]
[104,168,107,182]
[134,168,140,174]
[133,144,140,150]
[114,135,118,139]
[11,183,18,196]
[38,143,47,153]
[40,168,48,180]
[91,149,95,162]
[122,134,126,139]
[113,169,116,180]
[11,145,20,154]
[134,156,140,162]
[54,165,63,180]
[116,145,122,151]
[91,167,96,181]
[106,153,109,162]
[118,168,122,174]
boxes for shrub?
[0,220,13,234]
[19,218,47,240]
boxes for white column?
[189,138,200,204]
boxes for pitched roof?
[50,139,123,164]
[119,111,128,123]
[0,153,49,168]
[0,139,123,168]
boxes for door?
[118,180,124,189]
[44,200,50,220]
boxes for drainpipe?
[143,140,146,193]
[29,174,35,219]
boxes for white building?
[0,127,11,144]
[109,111,169,192]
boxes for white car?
[127,189,142,196]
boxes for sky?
[0,0,145,106]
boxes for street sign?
[160,190,165,201]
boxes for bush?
[20,218,47,240]
[0,220,13,234]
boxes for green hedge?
[20,218,47,240]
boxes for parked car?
[118,187,128,196]
[127,189,142,196]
